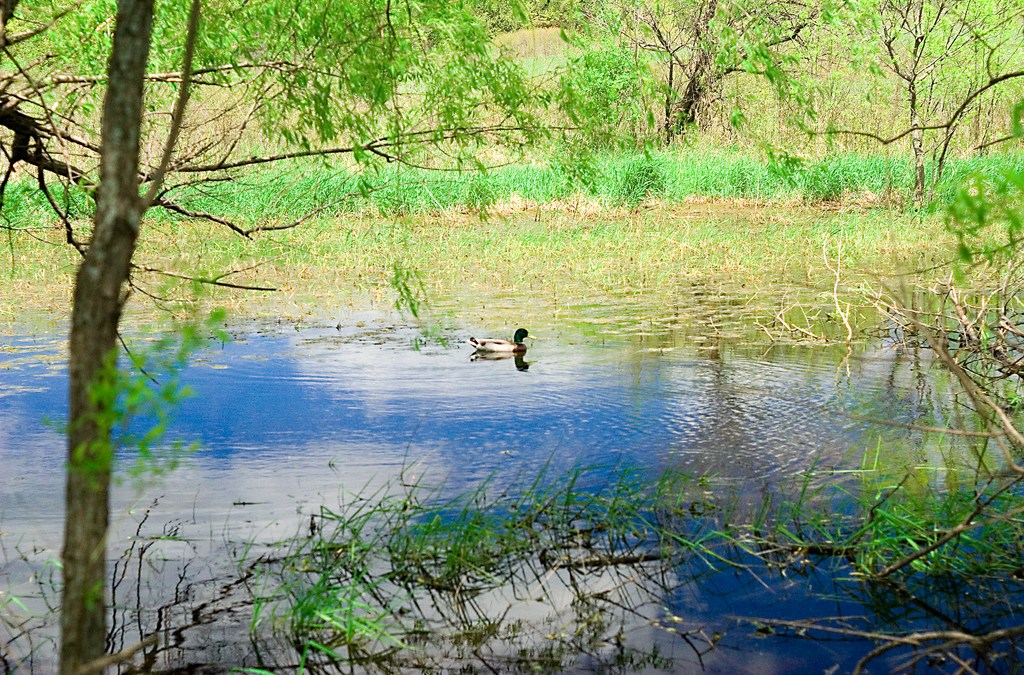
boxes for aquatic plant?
[249,465,728,671]
[242,446,990,667]
[249,431,1024,672]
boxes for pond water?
[1,308,1021,672]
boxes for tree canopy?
[0,0,553,246]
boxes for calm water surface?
[0,309,1016,672]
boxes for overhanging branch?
[163,124,553,176]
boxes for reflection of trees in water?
[655,343,866,489]
[5,467,1022,673]
[662,339,1008,497]
[239,469,740,673]
[352,561,711,673]
[5,328,1021,672]
[0,500,271,673]
[102,501,274,674]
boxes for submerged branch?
[829,410,1008,438]
[76,634,159,675]
[735,616,1024,675]
[876,481,1024,578]
[132,263,277,292]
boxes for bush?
[559,43,657,147]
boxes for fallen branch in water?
[734,616,1024,675]
[76,634,159,675]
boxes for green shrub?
[559,42,656,147]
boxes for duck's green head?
[513,328,529,343]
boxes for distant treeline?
[470,0,1024,205]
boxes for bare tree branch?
[166,124,552,175]
[43,60,296,87]
[3,2,79,47]
[142,0,199,207]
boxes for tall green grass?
[132,151,1024,223]
[4,151,1021,232]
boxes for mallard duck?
[468,328,529,353]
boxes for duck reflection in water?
[470,350,530,371]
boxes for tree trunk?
[61,1,154,673]
[666,0,719,142]
[910,121,926,205]
[664,57,674,144]
[0,0,21,47]
[673,46,715,135]
[908,80,926,205]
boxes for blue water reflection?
[172,325,876,479]
[0,317,1009,672]
[0,319,940,545]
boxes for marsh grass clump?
[796,155,905,203]
[249,450,1024,671]
[244,445,1024,672]
[8,151,1015,243]
[614,155,667,206]
[251,466,728,671]
[730,463,1024,672]
[737,461,1024,578]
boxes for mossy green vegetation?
[2,151,969,335]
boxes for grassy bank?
[136,151,1024,224]
[7,151,1024,231]
[5,148,998,343]
[2,197,954,345]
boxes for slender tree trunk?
[663,56,671,144]
[911,125,925,203]
[668,0,719,141]
[61,1,154,673]
[908,81,926,205]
